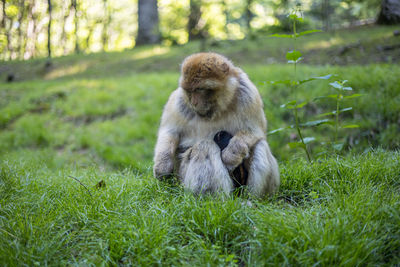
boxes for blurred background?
[0,0,396,61]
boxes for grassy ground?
[1,25,400,265]
[1,150,399,265]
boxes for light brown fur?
[153,52,279,197]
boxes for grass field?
[1,25,400,265]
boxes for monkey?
[153,52,279,197]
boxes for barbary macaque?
[153,52,279,197]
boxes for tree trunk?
[60,0,71,55]
[5,9,13,59]
[136,0,160,46]
[1,0,5,28]
[17,0,26,59]
[71,0,80,53]
[245,0,253,37]
[47,0,52,59]
[188,0,202,41]
[322,0,331,31]
[377,0,400,24]
[102,0,110,51]
[25,0,37,59]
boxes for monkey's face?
[180,53,237,119]
[184,87,216,118]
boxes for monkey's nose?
[191,98,198,106]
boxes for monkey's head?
[179,53,239,119]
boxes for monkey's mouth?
[196,108,214,119]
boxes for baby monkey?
[153,52,279,197]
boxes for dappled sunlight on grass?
[303,37,344,50]
[130,46,171,60]
[44,62,91,80]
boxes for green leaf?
[268,127,288,135]
[317,107,353,117]
[332,143,344,151]
[269,33,294,38]
[303,137,316,144]
[317,111,336,117]
[341,124,359,128]
[330,81,353,91]
[340,107,353,113]
[269,80,296,86]
[343,94,362,99]
[296,30,323,37]
[286,50,302,62]
[314,94,339,101]
[329,81,343,89]
[288,59,303,64]
[295,101,308,108]
[288,142,306,149]
[300,119,333,127]
[288,13,303,22]
[299,74,333,85]
[280,100,297,109]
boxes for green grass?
[1,25,400,265]
[1,150,399,265]
[1,64,399,164]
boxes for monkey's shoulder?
[161,89,195,125]
[236,74,263,111]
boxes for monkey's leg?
[179,140,233,195]
[246,140,280,197]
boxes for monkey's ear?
[216,61,230,76]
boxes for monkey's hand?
[221,137,249,171]
[153,155,175,180]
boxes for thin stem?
[291,14,310,162]
[335,97,340,143]
[68,175,93,197]
[294,108,311,162]
[293,19,297,92]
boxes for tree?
[322,0,331,31]
[377,0,400,24]
[16,0,26,58]
[71,0,80,53]
[102,0,111,51]
[1,0,5,28]
[245,0,254,37]
[47,0,52,59]
[188,0,203,41]
[136,0,160,45]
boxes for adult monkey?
[153,52,279,197]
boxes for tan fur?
[180,52,237,90]
[153,52,279,197]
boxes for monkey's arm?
[153,93,182,179]
[153,127,180,179]
[222,74,267,171]
[221,129,264,171]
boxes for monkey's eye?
[204,89,213,96]
[195,88,212,94]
